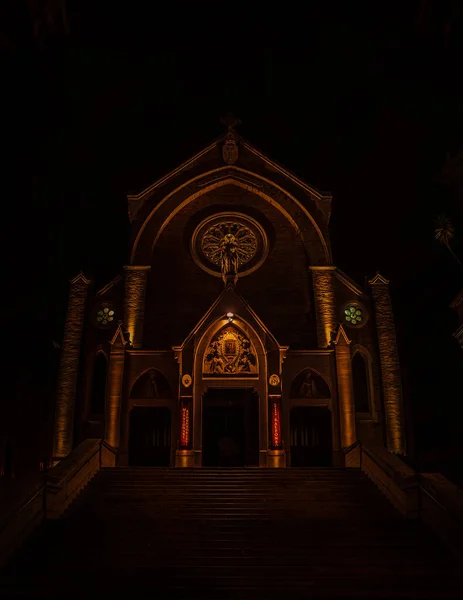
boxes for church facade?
[52,126,406,468]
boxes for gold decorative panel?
[203,326,258,376]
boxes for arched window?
[90,353,107,415]
[352,352,370,413]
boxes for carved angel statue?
[219,233,240,285]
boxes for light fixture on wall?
[226,312,234,322]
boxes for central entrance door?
[202,388,259,467]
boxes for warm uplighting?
[226,312,234,322]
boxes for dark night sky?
[2,2,463,476]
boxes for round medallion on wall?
[269,374,280,387]
[191,212,269,279]
[342,301,368,328]
[92,303,117,329]
[181,374,192,388]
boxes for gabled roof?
[174,282,283,351]
[127,131,331,223]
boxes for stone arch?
[194,315,266,381]
[289,367,331,399]
[90,350,108,415]
[192,314,269,460]
[130,368,172,399]
[351,345,375,416]
[130,168,331,266]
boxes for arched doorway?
[290,406,332,467]
[202,388,259,467]
[128,407,171,466]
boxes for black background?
[2,1,462,479]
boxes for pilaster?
[123,265,151,349]
[333,325,356,448]
[369,273,406,454]
[104,323,128,450]
[52,273,90,463]
[310,266,337,348]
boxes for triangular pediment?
[368,272,390,286]
[127,132,331,224]
[333,324,351,346]
[174,283,284,354]
[109,321,129,349]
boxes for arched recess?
[351,346,375,417]
[130,368,172,399]
[194,316,266,382]
[90,351,108,415]
[193,314,268,461]
[289,368,331,399]
[131,169,331,266]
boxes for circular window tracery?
[191,212,269,280]
[94,304,116,328]
[201,222,258,268]
[342,302,367,328]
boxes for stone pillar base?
[176,449,195,468]
[267,449,286,468]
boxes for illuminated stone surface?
[104,325,127,449]
[334,325,356,448]
[53,273,90,461]
[123,266,150,348]
[310,266,337,347]
[369,274,406,454]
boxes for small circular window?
[343,303,367,327]
[94,304,116,327]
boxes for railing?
[344,440,463,559]
[0,439,116,568]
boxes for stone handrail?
[0,439,116,568]
[344,441,463,558]
[46,439,116,518]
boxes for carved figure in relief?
[204,327,257,375]
[298,370,322,398]
[139,369,160,398]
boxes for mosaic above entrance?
[191,212,269,284]
[203,326,258,376]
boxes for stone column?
[310,266,337,348]
[334,325,356,448]
[369,273,406,454]
[104,324,127,450]
[123,266,150,349]
[52,273,90,463]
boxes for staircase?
[1,467,461,599]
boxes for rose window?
[344,305,363,325]
[201,221,258,267]
[96,306,115,325]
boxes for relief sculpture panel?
[203,326,258,376]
